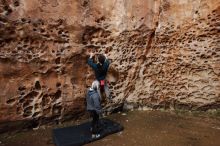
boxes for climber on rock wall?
[88,52,111,102]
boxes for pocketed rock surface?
[0,0,220,126]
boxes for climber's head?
[98,54,105,65]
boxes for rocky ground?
[0,110,220,146]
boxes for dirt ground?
[1,110,220,146]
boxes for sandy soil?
[1,110,220,146]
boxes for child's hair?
[91,80,99,90]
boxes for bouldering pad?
[52,118,123,146]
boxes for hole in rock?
[42,94,50,107]
[14,1,19,7]
[23,91,39,100]
[27,54,32,60]
[212,52,217,55]
[3,5,9,11]
[55,57,61,64]
[54,90,62,99]
[212,10,216,13]
[6,8,12,15]
[52,105,62,115]
[6,98,16,105]
[24,106,33,112]
[19,97,25,103]
[32,112,40,118]
[18,86,26,91]
[23,109,32,117]
[22,100,32,108]
[35,81,41,90]
[40,28,45,33]
[56,82,61,87]
[35,103,40,110]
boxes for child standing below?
[86,81,102,138]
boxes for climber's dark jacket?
[87,58,110,81]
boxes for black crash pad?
[52,119,123,146]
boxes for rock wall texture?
[0,0,219,126]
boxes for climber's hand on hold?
[90,52,94,58]
[104,53,108,59]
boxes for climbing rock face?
[0,0,220,126]
[124,0,220,110]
